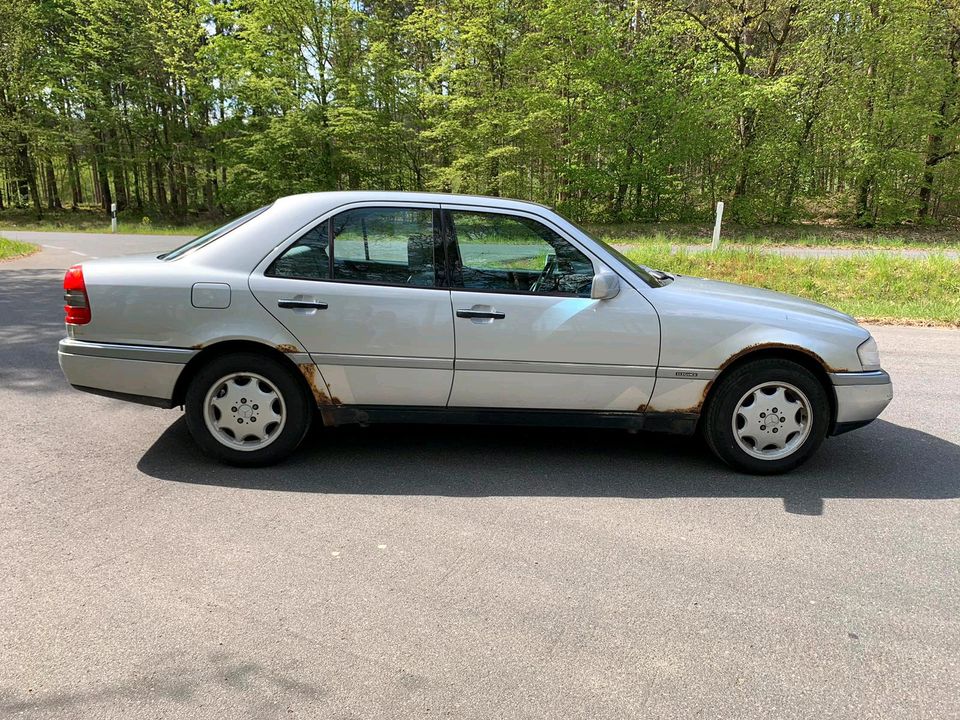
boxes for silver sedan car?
[58,191,892,473]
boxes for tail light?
[63,264,91,324]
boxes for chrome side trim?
[288,352,313,365]
[829,370,891,386]
[311,353,454,371]
[58,338,197,364]
[457,359,656,377]
[655,367,718,381]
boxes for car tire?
[184,352,312,466]
[702,358,830,475]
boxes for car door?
[444,205,660,411]
[249,203,454,406]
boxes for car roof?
[273,191,554,214]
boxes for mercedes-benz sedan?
[58,192,892,473]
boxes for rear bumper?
[58,339,195,407]
[828,369,893,434]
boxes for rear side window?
[268,207,438,287]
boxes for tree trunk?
[613,145,635,218]
[733,108,756,200]
[66,151,82,207]
[918,132,943,220]
[15,135,42,216]
[95,136,113,213]
[44,157,62,210]
[154,160,167,210]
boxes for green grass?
[587,222,960,251]
[0,236,39,261]
[625,245,960,326]
[0,220,212,237]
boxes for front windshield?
[160,204,272,261]
[565,220,665,288]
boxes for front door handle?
[456,308,505,320]
[278,299,328,310]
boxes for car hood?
[666,274,858,326]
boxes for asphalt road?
[2,235,959,719]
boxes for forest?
[1,0,959,226]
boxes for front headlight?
[857,336,881,371]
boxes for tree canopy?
[2,0,959,225]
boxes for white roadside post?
[711,201,724,251]
[111,202,117,233]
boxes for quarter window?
[449,211,595,296]
[268,223,329,280]
[267,207,437,287]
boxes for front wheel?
[185,352,312,466]
[702,358,830,475]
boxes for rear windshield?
[160,204,272,261]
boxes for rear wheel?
[185,352,312,466]
[702,358,829,475]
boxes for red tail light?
[63,264,91,324]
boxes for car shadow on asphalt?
[137,417,959,516]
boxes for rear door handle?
[278,299,328,310]
[456,309,505,320]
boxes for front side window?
[449,211,594,296]
[267,207,437,287]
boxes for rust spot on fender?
[669,404,704,415]
[276,343,300,354]
[190,343,204,350]
[297,363,341,408]
[642,343,835,419]
[697,342,835,414]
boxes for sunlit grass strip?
[0,237,39,261]
[625,245,960,326]
[605,232,960,251]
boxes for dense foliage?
[2,0,960,225]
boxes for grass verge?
[589,222,960,250]
[0,221,210,237]
[0,207,213,237]
[0,236,39,261]
[625,245,960,327]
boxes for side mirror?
[590,270,620,300]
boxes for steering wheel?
[530,254,559,293]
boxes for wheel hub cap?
[203,372,287,452]
[732,381,812,461]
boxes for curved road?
[1,237,958,719]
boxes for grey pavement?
[1,240,958,719]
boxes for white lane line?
[42,244,65,250]
[70,251,87,256]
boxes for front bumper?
[58,338,195,408]
[828,369,893,435]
